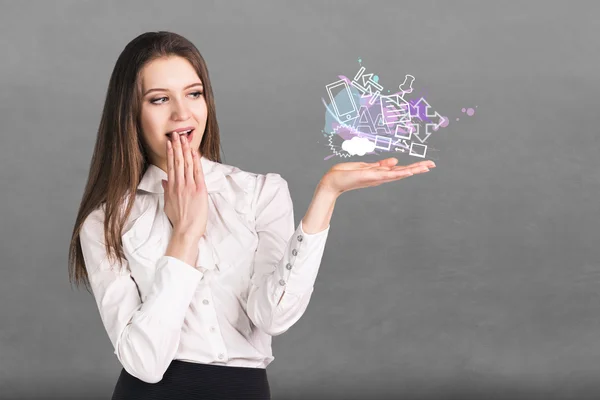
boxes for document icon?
[380,94,411,129]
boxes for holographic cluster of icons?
[321,60,457,160]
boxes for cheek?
[192,96,208,116]
[139,125,166,154]
[193,104,208,121]
[141,133,166,157]
[140,110,168,142]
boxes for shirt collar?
[137,156,227,194]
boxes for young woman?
[67,31,435,400]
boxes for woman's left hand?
[318,157,436,196]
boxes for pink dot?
[440,116,449,127]
[461,108,466,113]
[467,108,475,116]
[456,118,460,121]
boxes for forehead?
[140,56,201,90]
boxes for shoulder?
[81,192,150,242]
[215,161,290,201]
[81,205,105,238]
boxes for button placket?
[198,291,226,358]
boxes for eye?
[150,91,204,105]
[150,96,168,104]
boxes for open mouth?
[166,128,195,142]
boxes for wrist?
[172,229,201,242]
[316,179,342,199]
[166,232,200,267]
[301,182,339,234]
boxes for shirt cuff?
[138,255,203,329]
[278,221,330,295]
[299,219,330,237]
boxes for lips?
[166,127,195,142]
[167,126,195,134]
[166,127,194,135]
[186,129,194,142]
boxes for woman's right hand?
[161,132,208,242]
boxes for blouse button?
[286,263,292,270]
[218,353,225,360]
[279,279,286,286]
[202,299,210,305]
[291,249,298,256]
[297,235,303,242]
[209,326,216,333]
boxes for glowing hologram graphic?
[352,106,379,134]
[409,142,427,158]
[392,138,410,153]
[327,124,354,158]
[380,94,412,130]
[413,97,436,118]
[351,66,384,106]
[435,115,449,130]
[392,138,410,149]
[322,97,349,130]
[374,135,392,151]
[342,136,376,156]
[393,123,413,140]
[413,97,444,128]
[374,112,392,135]
[325,79,360,122]
[378,74,414,130]
[410,122,438,143]
[399,74,415,95]
[323,63,451,160]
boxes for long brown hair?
[68,31,221,293]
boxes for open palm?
[320,157,436,195]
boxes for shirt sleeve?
[246,173,330,336]
[79,208,204,383]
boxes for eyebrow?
[143,82,204,96]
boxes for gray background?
[2,1,599,399]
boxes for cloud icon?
[341,136,376,156]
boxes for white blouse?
[79,156,330,383]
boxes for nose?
[171,98,190,120]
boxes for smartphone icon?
[326,79,359,123]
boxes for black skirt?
[111,359,271,400]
